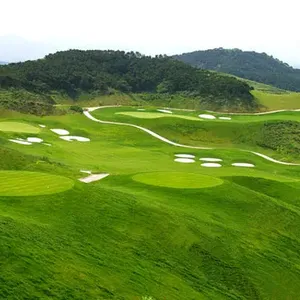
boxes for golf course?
[1,102,300,299]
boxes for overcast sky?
[1,0,299,66]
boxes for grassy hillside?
[174,48,300,92]
[1,107,300,299]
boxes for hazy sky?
[1,0,299,66]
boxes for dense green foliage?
[0,50,254,106]
[1,108,300,299]
[174,48,300,92]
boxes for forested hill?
[174,48,300,92]
[0,50,253,104]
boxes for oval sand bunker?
[27,137,43,143]
[0,171,74,196]
[199,114,216,120]
[51,129,70,135]
[201,163,222,168]
[219,117,232,120]
[174,158,195,163]
[157,109,172,114]
[60,136,90,142]
[133,172,223,189]
[175,154,195,158]
[9,139,32,145]
[232,163,255,167]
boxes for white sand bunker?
[51,129,70,135]
[137,108,146,111]
[79,173,109,183]
[232,163,255,168]
[200,158,223,162]
[39,124,46,128]
[201,163,222,168]
[219,117,232,120]
[174,158,195,163]
[60,136,90,142]
[199,114,216,120]
[175,154,196,158]
[43,143,52,146]
[9,139,32,145]
[27,137,43,143]
[157,109,172,114]
[80,170,92,174]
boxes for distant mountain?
[0,61,7,65]
[174,48,300,92]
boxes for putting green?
[0,122,40,133]
[132,172,223,189]
[116,111,201,121]
[0,171,74,196]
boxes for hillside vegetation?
[174,48,300,92]
[0,50,256,114]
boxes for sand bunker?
[175,154,196,158]
[174,158,195,163]
[60,136,90,142]
[219,117,232,120]
[157,109,172,114]
[51,129,70,135]
[232,163,255,167]
[43,143,52,146]
[9,139,32,145]
[137,108,146,111]
[27,137,43,143]
[39,124,46,128]
[79,173,109,183]
[200,158,223,162]
[199,114,216,120]
[80,170,92,174]
[201,163,222,168]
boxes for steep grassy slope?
[174,48,300,91]
[1,108,300,299]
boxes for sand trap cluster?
[199,114,216,120]
[51,129,70,135]
[60,136,90,142]
[79,173,109,183]
[174,154,255,168]
[9,137,47,146]
[232,163,255,167]
[157,109,172,114]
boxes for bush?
[70,105,83,113]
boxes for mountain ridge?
[174,48,300,92]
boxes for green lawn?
[0,121,40,133]
[1,108,300,299]
[0,171,74,196]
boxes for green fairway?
[0,121,40,133]
[1,107,300,299]
[0,171,74,196]
[133,172,224,189]
[116,111,202,121]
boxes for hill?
[0,50,255,114]
[0,61,7,65]
[174,48,300,92]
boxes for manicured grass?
[1,108,300,299]
[116,111,201,121]
[0,121,40,133]
[132,172,224,189]
[0,171,74,196]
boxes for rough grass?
[132,172,224,189]
[0,121,40,133]
[1,109,300,299]
[0,171,74,196]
